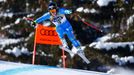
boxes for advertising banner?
[35,24,62,45]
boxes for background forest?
[0,0,134,73]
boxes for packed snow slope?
[0,60,111,75]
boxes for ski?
[59,46,90,64]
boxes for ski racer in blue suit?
[34,2,83,53]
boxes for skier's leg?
[66,26,83,53]
[56,26,68,48]
[60,38,69,48]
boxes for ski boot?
[76,47,90,64]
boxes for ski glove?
[64,10,72,14]
[31,21,36,28]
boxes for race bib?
[52,15,66,26]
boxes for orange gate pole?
[32,26,38,64]
[61,47,66,68]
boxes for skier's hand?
[64,10,72,14]
[30,21,36,28]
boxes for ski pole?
[77,15,102,32]
[23,17,37,28]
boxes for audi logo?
[40,29,58,36]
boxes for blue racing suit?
[34,8,80,48]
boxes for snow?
[4,47,30,57]
[97,0,116,7]
[26,14,35,17]
[89,33,134,51]
[3,13,14,18]
[83,8,90,13]
[0,61,110,75]
[0,0,6,2]
[4,46,30,57]
[1,23,15,30]
[89,33,134,65]
[15,18,21,24]
[127,56,134,63]
[95,34,117,42]
[76,7,84,12]
[107,67,134,75]
[12,47,21,57]
[112,55,134,65]
[25,32,34,41]
[90,42,134,51]
[89,8,98,13]
[129,44,134,51]
[133,7,134,10]
[76,7,98,13]
[0,38,22,45]
[1,60,134,75]
[127,14,134,29]
[21,47,30,55]
[5,49,12,54]
[0,37,30,57]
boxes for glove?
[30,21,36,28]
[64,10,72,14]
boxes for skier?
[32,2,83,54]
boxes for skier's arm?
[34,12,51,24]
[59,8,72,14]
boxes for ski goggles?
[48,6,56,10]
[49,9,56,13]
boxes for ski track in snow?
[0,61,111,75]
